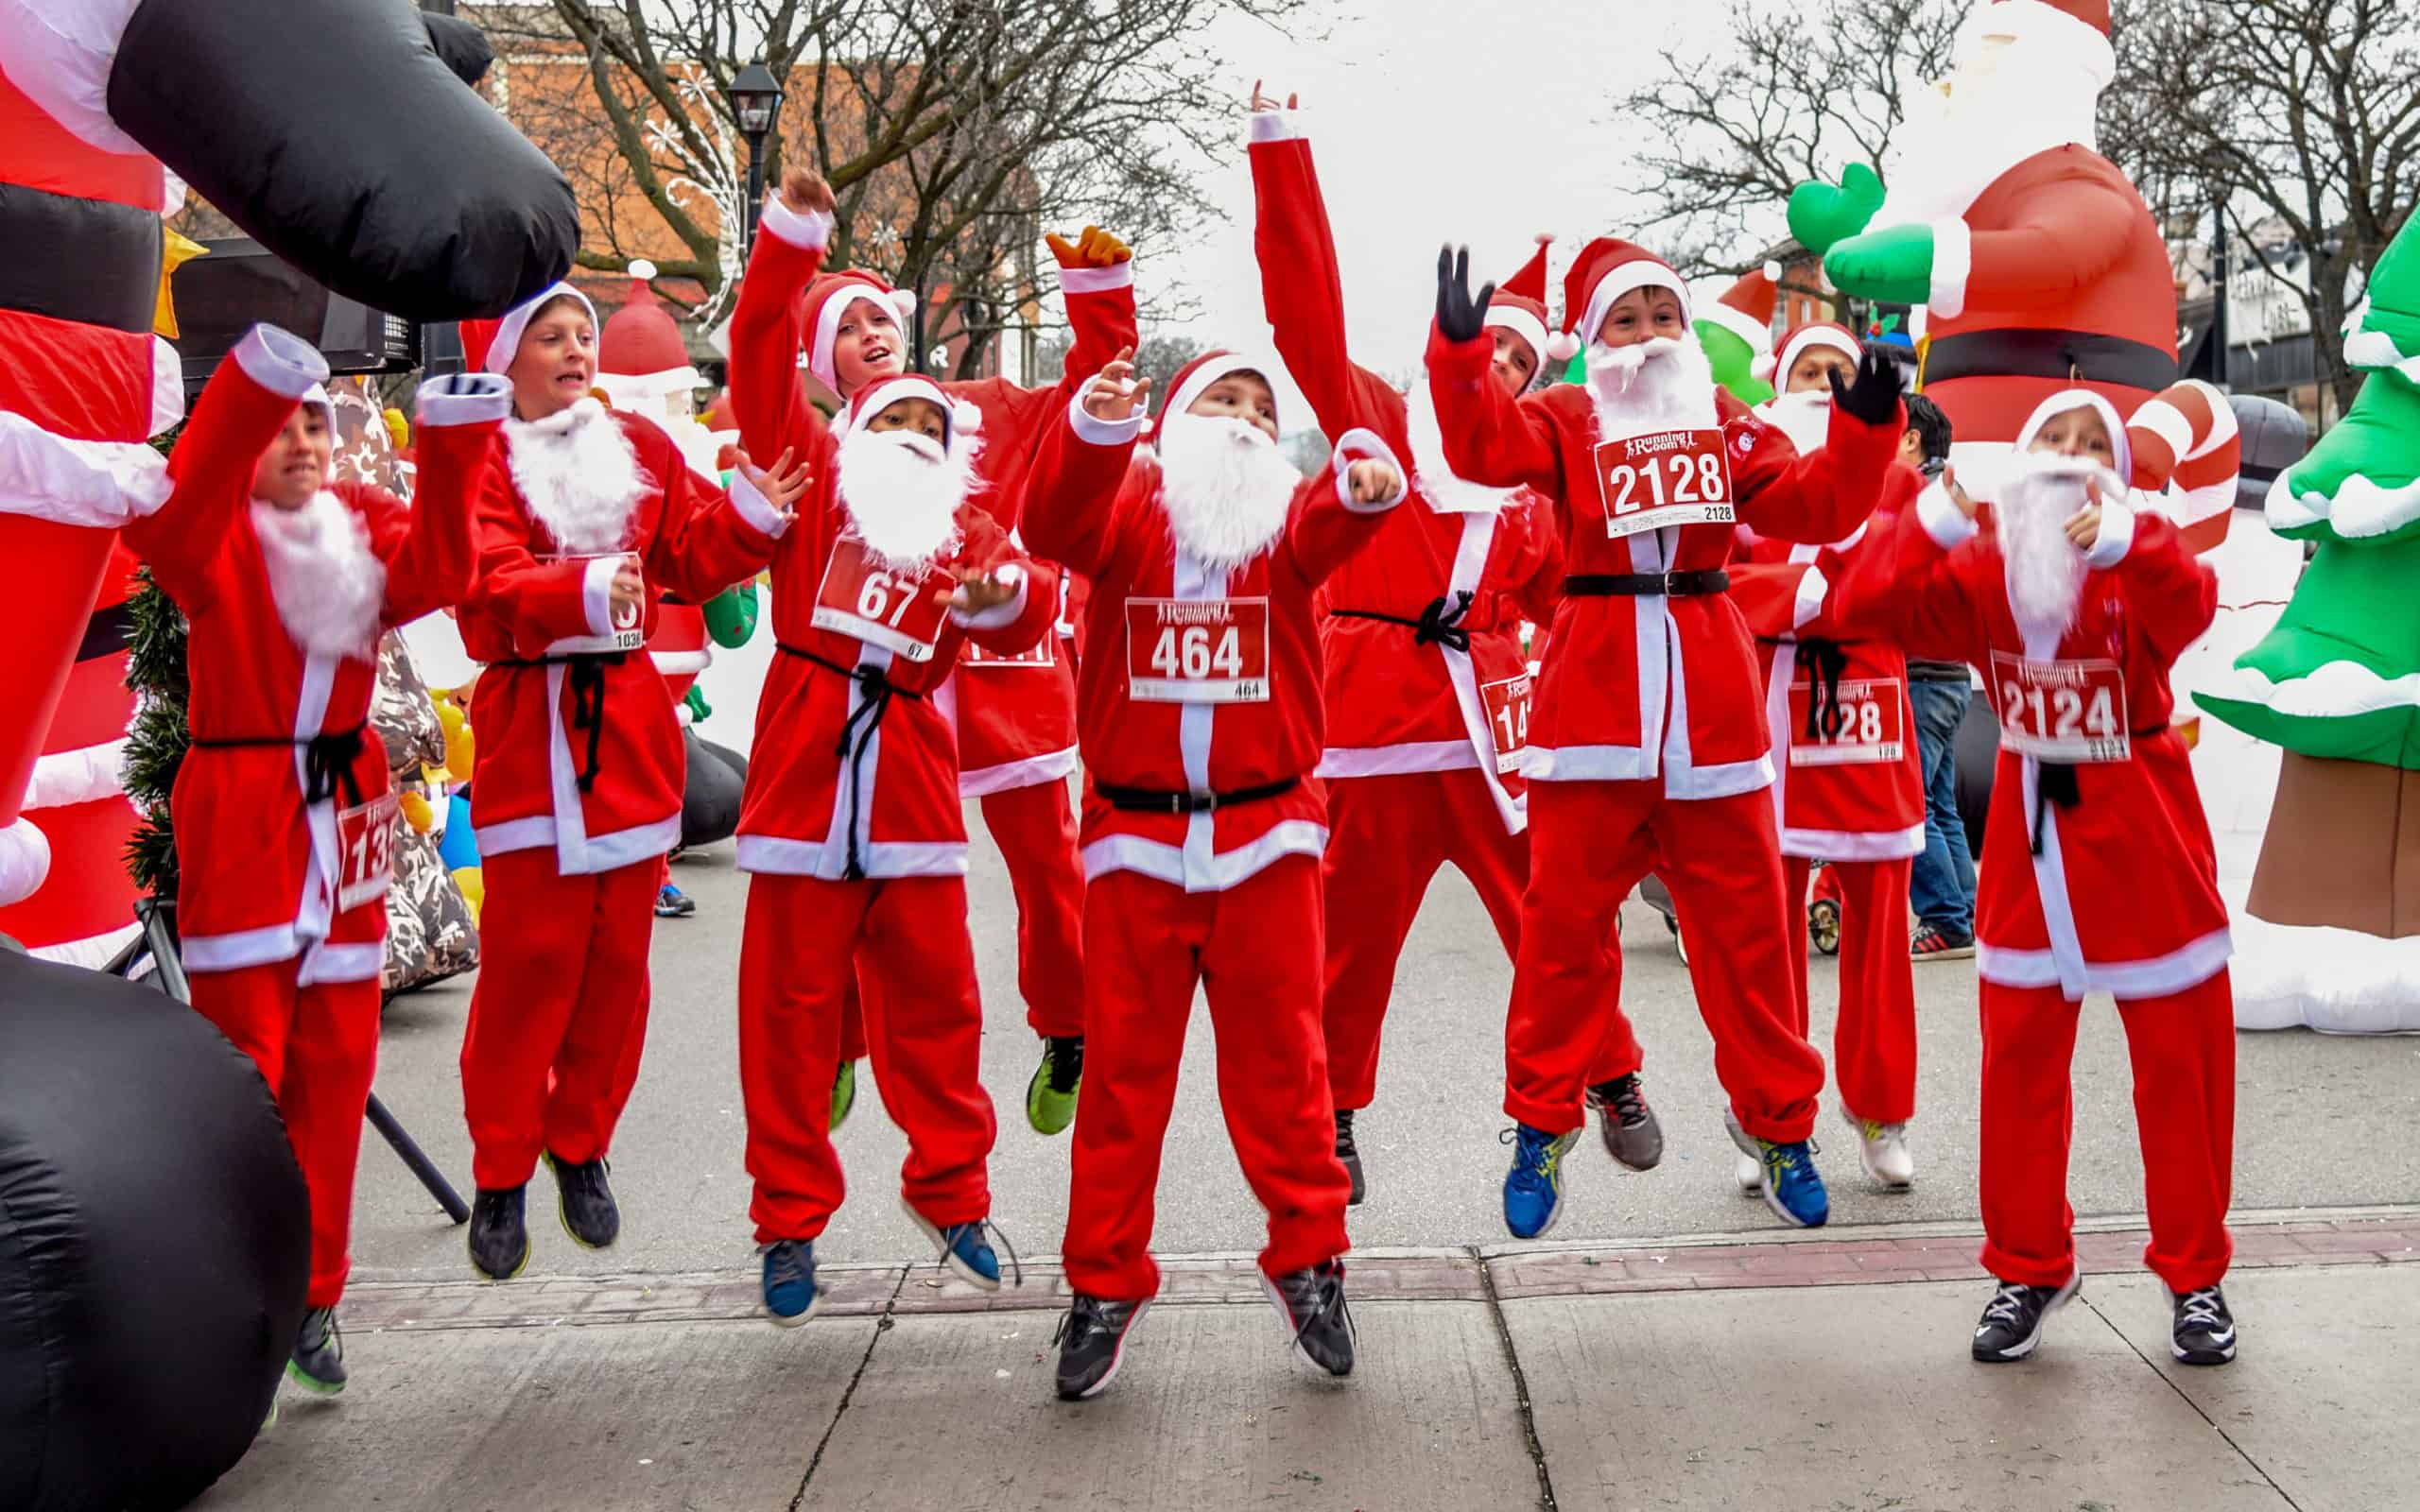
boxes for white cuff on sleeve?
[759,196,836,250]
[1059,262,1133,295]
[1067,381,1147,446]
[1928,217,1972,321]
[2084,498,2136,568]
[724,466,791,538]
[414,372,512,427]
[581,555,624,638]
[1792,565,1830,629]
[1248,111,1302,144]
[1331,426,1409,514]
[232,324,332,399]
[951,561,1028,630]
[1915,478,1979,548]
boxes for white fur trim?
[148,335,184,438]
[958,746,1080,799]
[1969,0,2115,86]
[1059,263,1134,295]
[1580,263,1693,351]
[1750,352,1778,383]
[651,648,711,676]
[1247,110,1301,143]
[0,415,170,526]
[735,833,969,879]
[1762,259,1784,282]
[1483,305,1552,368]
[1165,354,1278,432]
[1330,427,1409,514]
[232,324,332,400]
[580,555,623,638]
[414,372,513,427]
[1927,217,1973,321]
[759,197,836,251]
[1916,478,1979,548]
[1773,326,1862,387]
[1079,820,1328,893]
[26,738,129,810]
[0,0,147,157]
[0,816,50,909]
[724,466,790,538]
[1696,301,1773,355]
[1545,331,1582,364]
[1978,927,2231,1000]
[1780,821,1927,861]
[950,562,1028,630]
[1070,380,1147,445]
[484,283,598,376]
[2083,497,2135,568]
[1317,740,1479,778]
[810,285,908,391]
[2014,390,2135,482]
[1792,564,1830,629]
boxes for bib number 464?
[1150,622,1244,681]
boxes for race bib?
[1480,674,1531,773]
[334,791,401,912]
[1591,428,1736,540]
[964,634,1055,669]
[1989,651,2130,763]
[1124,597,1270,703]
[1787,677,1906,766]
[811,538,950,662]
[547,552,646,653]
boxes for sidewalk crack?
[1475,1247,1560,1512]
[787,1263,910,1511]
[2080,1292,2302,1511]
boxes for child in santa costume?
[1726,320,1928,1195]
[732,168,1136,1137]
[1243,94,1637,1201]
[452,284,810,1281]
[124,322,510,1390]
[1024,348,1408,1400]
[1832,389,2238,1367]
[1428,240,1906,1238]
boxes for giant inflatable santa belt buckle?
[813,538,948,662]
[1787,678,1905,766]
[1124,596,1270,704]
[1989,652,2129,764]
[1591,428,1735,539]
[1481,674,1530,772]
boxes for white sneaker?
[1736,1150,1764,1194]
[1842,1108,1915,1188]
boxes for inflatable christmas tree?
[2197,206,2420,1030]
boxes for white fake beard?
[1759,388,1834,455]
[1874,38,2100,226]
[836,427,972,575]
[251,491,387,662]
[1155,415,1302,570]
[1996,455,2119,641]
[504,398,648,555]
[1404,377,1517,515]
[1586,335,1719,439]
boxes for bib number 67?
[856,569,919,629]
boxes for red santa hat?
[1759,319,1862,387]
[1976,0,2114,82]
[1546,237,1692,365]
[801,271,918,393]
[460,281,598,375]
[598,261,701,390]
[840,373,983,451]
[2013,388,2133,482]
[1482,234,1556,374]
[1156,351,1280,435]
[1700,261,1783,364]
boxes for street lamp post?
[730,62,785,261]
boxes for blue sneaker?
[1725,1110,1830,1228]
[904,1199,1017,1292]
[1499,1124,1579,1239]
[760,1239,821,1326]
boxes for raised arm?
[1427,251,1564,496]
[643,421,804,605]
[1021,353,1150,581]
[732,170,838,468]
[1731,350,1905,544]
[1824,476,1988,666]
[1287,428,1413,587]
[944,515,1060,659]
[371,373,513,626]
[1247,95,1372,442]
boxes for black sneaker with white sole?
[2170,1285,2238,1366]
[1055,1293,1150,1400]
[544,1151,619,1249]
[1971,1274,2081,1362]
[1335,1108,1366,1206]
[1262,1259,1356,1378]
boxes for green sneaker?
[1026,1035,1083,1135]
[831,1059,857,1132]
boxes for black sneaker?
[1585,1073,1665,1171]
[1262,1259,1356,1378]
[2170,1285,2238,1366]
[1335,1108,1366,1206]
[544,1150,619,1249]
[1055,1293,1150,1400]
[468,1184,530,1280]
[286,1306,346,1395]
[1971,1275,2080,1362]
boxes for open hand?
[1248,78,1298,113]
[1046,225,1132,268]
[1827,346,1904,427]
[1435,246,1495,344]
[1347,459,1400,504]
[1082,348,1151,422]
[778,166,835,217]
[1941,466,1978,521]
[942,565,1019,614]
[736,446,812,522]
[2066,479,2106,550]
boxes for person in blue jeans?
[1894,394,1977,959]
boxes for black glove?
[1435,246,1495,344]
[1828,347,1905,428]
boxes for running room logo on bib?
[1988,651,2129,763]
[1591,428,1735,540]
[812,537,950,662]
[1480,674,1530,772]
[1124,596,1270,703]
[544,552,647,653]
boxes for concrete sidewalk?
[205,1209,2418,1511]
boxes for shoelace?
[1046,1037,1083,1095]
[1979,1281,2036,1327]
[1334,1108,1358,1157]
[764,1241,812,1293]
[1601,1078,1652,1128]
[1859,1120,1903,1143]
[941,1217,1025,1288]
[1499,1125,1561,1191]
[306,1309,343,1366]
[1054,1297,1116,1348]
[2177,1288,2227,1329]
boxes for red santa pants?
[978,777,1087,1040]
[1979,970,2236,1294]
[738,872,994,1243]
[459,849,658,1190]
[1063,855,1352,1301]
[190,962,381,1308]
[1783,855,1917,1125]
[1506,780,1824,1143]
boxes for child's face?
[251,405,333,509]
[1186,372,1279,442]
[1785,346,1856,394]
[865,396,946,444]
[1594,287,1687,350]
[2029,405,2117,468]
[834,301,907,395]
[1489,330,1539,395]
[506,300,597,420]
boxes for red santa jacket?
[125,326,505,978]
[1833,480,2226,1000]
[458,405,783,876]
[1249,115,1558,836]
[1726,464,1927,860]
[1024,398,1410,893]
[1426,332,1901,799]
[735,195,1135,798]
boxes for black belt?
[1095,776,1299,816]
[1328,591,1474,653]
[78,600,137,664]
[0,183,164,335]
[779,641,925,881]
[1923,328,2177,394]
[1564,570,1729,597]
[190,725,368,809]
[2028,724,2170,856]
[493,652,628,794]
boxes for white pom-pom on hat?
[1751,353,1778,383]
[889,289,918,319]
[1762,259,1784,282]
[630,259,658,280]
[1546,330,1581,364]
[951,398,984,435]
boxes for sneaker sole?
[1725,1118,1826,1228]
[1973,1274,2082,1363]
[765,1290,824,1329]
[1840,1109,1916,1191]
[902,1198,1004,1293]
[1914,945,1976,961]
[2172,1330,2238,1366]
[1256,1272,1357,1379]
[544,1154,618,1252]
[1061,1300,1150,1400]
[469,1232,530,1282]
[1025,1062,1078,1137]
[283,1360,346,1397]
[1504,1184,1564,1242]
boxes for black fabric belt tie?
[1564,570,1729,597]
[2026,724,2170,857]
[496,652,628,794]
[779,641,925,881]
[1095,776,1300,816]
[1798,638,1851,743]
[190,725,368,809]
[1328,591,1475,653]
[1923,328,2178,395]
